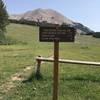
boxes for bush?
[93,32,100,38]
[0,30,5,43]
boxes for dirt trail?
[0,65,34,100]
[0,56,52,99]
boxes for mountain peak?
[9,8,94,34]
[10,8,74,25]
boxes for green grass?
[0,23,100,100]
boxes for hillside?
[6,23,100,46]
[9,8,94,34]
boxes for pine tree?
[0,0,9,43]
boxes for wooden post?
[53,40,59,100]
[36,56,42,79]
[36,59,41,74]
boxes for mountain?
[9,8,94,34]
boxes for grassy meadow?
[0,23,100,100]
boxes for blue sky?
[3,0,100,31]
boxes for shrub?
[93,32,100,38]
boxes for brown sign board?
[39,26,76,42]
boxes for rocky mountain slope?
[9,8,94,34]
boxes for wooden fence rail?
[35,56,100,77]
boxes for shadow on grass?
[22,73,43,83]
[61,74,100,83]
[22,72,100,83]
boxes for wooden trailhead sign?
[39,25,76,100]
[39,25,76,42]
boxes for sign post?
[53,39,59,100]
[39,25,76,100]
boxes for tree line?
[0,0,9,43]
